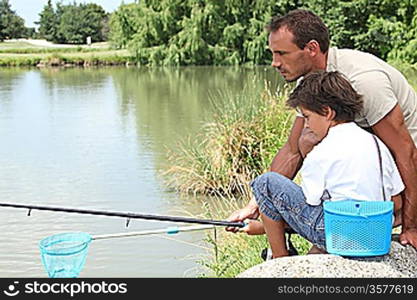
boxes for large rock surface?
[238,240,417,278]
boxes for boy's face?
[300,106,331,141]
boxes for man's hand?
[226,204,259,233]
[298,128,322,158]
[399,228,417,248]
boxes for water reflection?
[110,66,281,161]
[0,68,26,112]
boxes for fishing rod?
[92,224,215,240]
[0,202,245,228]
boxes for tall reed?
[164,79,295,199]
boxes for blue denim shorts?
[251,172,326,249]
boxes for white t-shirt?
[300,122,404,205]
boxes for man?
[227,9,417,249]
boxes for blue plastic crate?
[323,199,393,257]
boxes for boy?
[241,71,404,258]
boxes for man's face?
[300,106,330,141]
[268,27,313,82]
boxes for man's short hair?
[287,71,363,122]
[266,9,330,53]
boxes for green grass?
[0,41,134,67]
[197,195,312,278]
[0,51,134,67]
[0,47,111,54]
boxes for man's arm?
[270,116,305,178]
[372,104,417,247]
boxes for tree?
[0,0,26,41]
[109,3,141,48]
[37,1,108,44]
[37,0,58,42]
[81,3,108,42]
[109,0,417,66]
[57,4,84,44]
[57,3,108,44]
[109,0,296,66]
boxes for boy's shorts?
[251,172,326,249]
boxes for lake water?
[0,66,279,277]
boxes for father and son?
[225,9,417,257]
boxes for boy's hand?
[240,219,265,235]
[226,204,259,233]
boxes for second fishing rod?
[0,202,246,228]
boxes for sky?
[9,0,137,28]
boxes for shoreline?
[0,54,136,67]
[0,39,135,67]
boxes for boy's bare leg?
[260,213,288,258]
[307,245,327,254]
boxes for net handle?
[92,224,214,240]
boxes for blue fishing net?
[39,232,92,278]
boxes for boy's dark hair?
[266,9,330,53]
[287,71,363,122]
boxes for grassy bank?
[0,41,135,67]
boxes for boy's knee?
[251,172,288,205]
[251,172,286,221]
[251,172,287,191]
[251,172,302,210]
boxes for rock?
[48,57,64,67]
[237,240,417,278]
